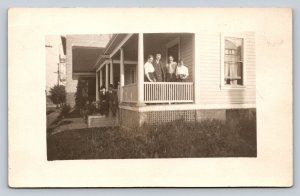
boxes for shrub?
[59,104,71,118]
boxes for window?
[223,37,244,86]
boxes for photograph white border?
[8,8,293,187]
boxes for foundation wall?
[119,107,256,128]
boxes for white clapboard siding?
[196,32,256,105]
[179,34,194,83]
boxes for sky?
[45,35,63,94]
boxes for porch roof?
[94,34,131,69]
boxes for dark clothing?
[144,72,156,82]
[108,90,118,117]
[176,78,185,82]
[152,60,165,82]
[167,73,176,82]
[99,90,109,116]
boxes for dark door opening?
[167,44,179,63]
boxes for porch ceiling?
[115,33,183,62]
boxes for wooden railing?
[122,83,137,103]
[144,82,194,103]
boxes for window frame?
[220,33,247,90]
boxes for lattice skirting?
[145,110,196,125]
[119,108,256,128]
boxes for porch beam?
[120,48,124,102]
[97,59,109,72]
[137,33,145,106]
[112,60,138,65]
[110,34,133,59]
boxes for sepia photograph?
[46,32,256,160]
[9,8,292,187]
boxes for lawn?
[47,117,256,160]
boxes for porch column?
[100,69,103,88]
[96,71,99,101]
[120,48,124,102]
[194,34,201,104]
[137,33,145,106]
[110,59,113,86]
[105,63,109,89]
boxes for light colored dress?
[176,65,189,80]
[144,61,155,81]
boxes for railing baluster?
[142,82,194,103]
[176,84,181,101]
[146,83,148,101]
[185,84,187,100]
[182,84,184,101]
[147,83,149,101]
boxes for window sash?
[224,39,244,86]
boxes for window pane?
[224,37,243,86]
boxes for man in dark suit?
[153,53,165,82]
[99,86,109,116]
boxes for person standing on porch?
[144,55,156,82]
[166,56,177,82]
[108,84,118,117]
[175,59,189,82]
[99,85,109,116]
[153,53,165,82]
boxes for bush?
[59,105,71,118]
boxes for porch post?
[137,33,145,106]
[110,59,114,86]
[96,71,99,101]
[105,63,109,89]
[194,33,201,104]
[120,48,124,102]
[100,69,103,88]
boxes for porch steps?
[87,115,119,128]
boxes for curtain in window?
[224,38,243,85]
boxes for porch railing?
[122,83,137,103]
[144,82,194,103]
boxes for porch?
[96,33,196,105]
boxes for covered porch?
[96,33,196,105]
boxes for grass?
[47,117,256,160]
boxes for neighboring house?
[63,35,111,107]
[68,33,256,128]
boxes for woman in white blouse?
[175,59,189,81]
[144,55,156,82]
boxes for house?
[91,33,256,128]
[94,32,256,127]
[64,35,111,107]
